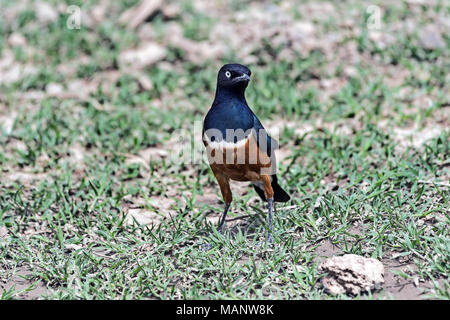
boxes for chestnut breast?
[203,130,273,181]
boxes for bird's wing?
[252,114,279,158]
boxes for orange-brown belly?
[203,133,273,181]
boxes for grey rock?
[419,26,445,50]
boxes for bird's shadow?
[231,205,267,236]
[197,202,280,252]
[205,203,271,241]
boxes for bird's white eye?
[225,71,231,78]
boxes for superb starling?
[202,63,290,245]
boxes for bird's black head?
[217,63,251,91]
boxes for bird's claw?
[256,238,274,249]
[200,243,213,251]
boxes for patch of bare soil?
[196,193,220,206]
[0,268,48,299]
[380,258,429,300]
[122,193,178,227]
[314,240,343,259]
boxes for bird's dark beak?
[234,73,250,83]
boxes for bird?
[202,63,290,246]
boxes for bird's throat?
[214,85,247,105]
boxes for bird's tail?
[253,175,290,203]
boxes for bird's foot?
[255,238,274,249]
[200,242,213,251]
[268,233,273,246]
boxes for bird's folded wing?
[252,114,279,158]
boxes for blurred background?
[0,0,449,299]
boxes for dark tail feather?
[252,175,290,203]
[271,175,290,202]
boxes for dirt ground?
[0,0,448,299]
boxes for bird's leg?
[260,175,275,245]
[200,202,230,251]
[267,197,274,244]
[218,203,230,234]
[212,171,232,234]
[200,171,232,251]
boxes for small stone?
[46,82,64,96]
[118,43,166,69]
[419,26,444,50]
[0,111,17,134]
[35,1,59,24]
[161,3,181,19]
[66,243,82,251]
[343,66,358,78]
[135,73,153,91]
[293,22,315,35]
[8,33,27,47]
[318,254,384,295]
[125,208,159,226]
[0,226,8,238]
[119,0,163,29]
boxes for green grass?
[0,0,449,299]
